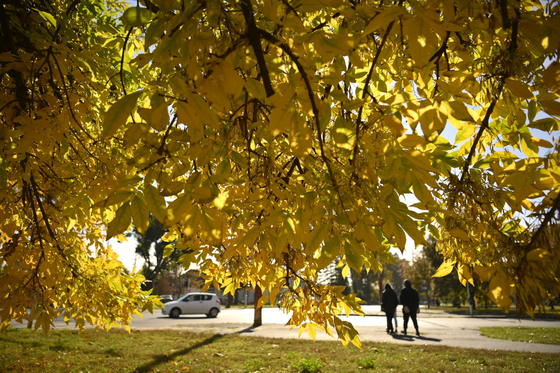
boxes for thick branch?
[259,29,347,211]
[120,27,133,96]
[240,0,274,97]
[0,4,28,109]
[458,98,498,183]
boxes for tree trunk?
[27,307,33,329]
[253,285,262,327]
[226,293,232,308]
[377,270,383,304]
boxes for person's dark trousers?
[403,311,419,333]
[385,310,395,332]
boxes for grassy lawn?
[433,305,560,318]
[0,328,559,373]
[480,327,560,345]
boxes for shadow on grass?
[134,333,225,373]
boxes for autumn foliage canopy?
[1,0,560,346]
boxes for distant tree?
[420,237,467,307]
[128,215,183,291]
[349,267,377,304]
[383,255,407,296]
[326,258,350,296]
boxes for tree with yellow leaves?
[1,0,560,346]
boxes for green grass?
[435,305,560,318]
[480,326,560,345]
[0,328,558,372]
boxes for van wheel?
[207,308,219,318]
[170,308,181,318]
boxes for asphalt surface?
[9,306,560,354]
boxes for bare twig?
[353,1,403,164]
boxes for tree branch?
[240,0,274,97]
[120,27,133,96]
[524,192,560,252]
[259,29,348,212]
[353,1,402,165]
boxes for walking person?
[381,283,398,334]
[399,279,420,336]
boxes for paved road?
[10,306,560,354]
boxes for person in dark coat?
[381,283,398,334]
[399,279,420,336]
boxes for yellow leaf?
[107,202,132,239]
[269,104,296,137]
[317,236,341,270]
[397,134,425,147]
[454,124,476,144]
[433,260,455,277]
[402,149,436,172]
[199,207,222,244]
[403,15,431,67]
[131,195,149,234]
[36,10,57,27]
[299,323,308,337]
[308,323,317,340]
[333,116,355,150]
[473,265,495,282]
[163,244,175,258]
[192,186,216,204]
[165,194,193,228]
[176,101,204,142]
[185,92,220,129]
[541,100,560,117]
[289,116,313,156]
[213,158,231,183]
[341,263,350,279]
[246,77,267,100]
[443,101,475,122]
[102,191,134,207]
[457,263,473,286]
[213,193,228,210]
[526,248,551,262]
[448,228,470,241]
[543,61,560,94]
[344,239,364,273]
[505,78,533,99]
[102,91,143,138]
[489,270,512,312]
[363,5,406,35]
[121,7,155,27]
[384,114,404,136]
[144,185,167,224]
[307,224,327,253]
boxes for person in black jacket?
[399,279,420,336]
[381,283,398,334]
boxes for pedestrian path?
[171,321,560,354]
[165,306,560,354]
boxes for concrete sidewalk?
[165,322,560,354]
[163,307,560,355]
